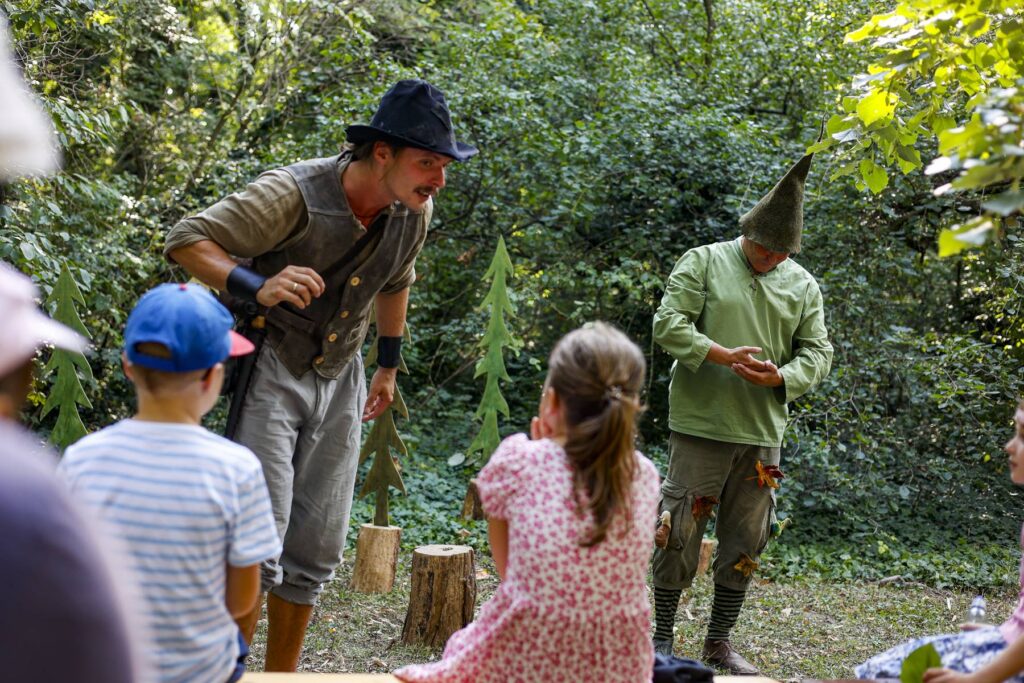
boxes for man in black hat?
[651,154,832,673]
[164,79,477,671]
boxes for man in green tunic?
[651,154,833,673]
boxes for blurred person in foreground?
[0,11,140,682]
[0,262,140,682]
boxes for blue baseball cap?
[124,283,254,372]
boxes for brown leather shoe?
[702,638,760,675]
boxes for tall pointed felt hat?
[739,152,813,254]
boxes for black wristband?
[226,265,267,303]
[377,336,402,368]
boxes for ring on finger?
[291,282,299,293]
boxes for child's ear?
[539,388,566,438]
[544,387,561,413]
[121,352,134,381]
[202,363,225,392]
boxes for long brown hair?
[547,322,646,547]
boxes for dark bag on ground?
[653,654,715,683]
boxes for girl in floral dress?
[856,400,1024,683]
[396,322,661,683]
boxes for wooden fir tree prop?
[350,324,411,593]
[41,262,93,449]
[462,236,516,519]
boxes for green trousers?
[651,431,778,592]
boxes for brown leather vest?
[252,154,428,380]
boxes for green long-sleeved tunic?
[653,237,833,447]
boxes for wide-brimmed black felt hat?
[345,80,478,162]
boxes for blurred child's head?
[1006,400,1024,486]
[545,322,646,546]
[0,263,86,419]
[122,283,253,416]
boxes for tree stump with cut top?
[401,544,476,647]
[460,480,485,520]
[350,524,402,593]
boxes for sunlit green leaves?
[857,90,899,126]
[937,217,995,257]
[983,190,1024,216]
[827,0,1024,255]
[859,158,889,193]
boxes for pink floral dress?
[395,433,661,683]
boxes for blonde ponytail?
[547,323,646,546]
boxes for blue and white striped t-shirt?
[59,419,281,683]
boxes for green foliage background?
[3,0,1023,588]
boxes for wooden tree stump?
[401,545,476,647]
[697,538,718,575]
[350,524,401,593]
[461,480,485,520]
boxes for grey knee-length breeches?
[234,345,366,605]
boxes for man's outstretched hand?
[362,367,398,422]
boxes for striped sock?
[707,583,747,641]
[653,586,682,643]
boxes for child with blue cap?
[59,283,282,683]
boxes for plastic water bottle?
[967,595,987,623]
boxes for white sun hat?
[0,262,86,377]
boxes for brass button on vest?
[350,276,361,286]
[339,310,350,319]
[327,333,338,343]
[314,355,325,365]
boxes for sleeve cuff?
[379,273,415,295]
[162,231,208,262]
[683,335,714,373]
[776,367,796,404]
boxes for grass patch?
[244,549,1018,678]
[675,576,1015,678]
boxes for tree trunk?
[461,480,485,520]
[401,545,476,647]
[698,538,718,575]
[702,0,716,74]
[350,524,402,593]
